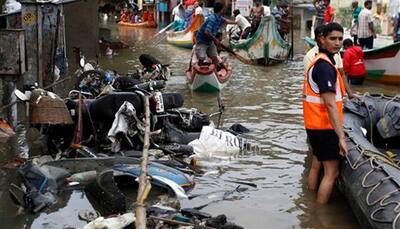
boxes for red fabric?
[343,45,366,77]
[185,0,196,9]
[324,5,334,24]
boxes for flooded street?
[1,21,400,228]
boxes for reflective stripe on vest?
[303,53,345,130]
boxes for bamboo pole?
[135,95,151,229]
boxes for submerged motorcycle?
[46,80,210,157]
[74,54,171,98]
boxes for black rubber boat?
[339,94,400,229]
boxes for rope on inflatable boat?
[344,93,400,228]
[345,133,400,228]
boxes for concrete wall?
[293,4,315,54]
[64,0,99,71]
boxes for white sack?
[189,126,241,160]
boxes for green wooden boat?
[229,16,291,65]
[363,42,400,84]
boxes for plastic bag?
[188,126,241,159]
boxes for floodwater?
[1,20,400,228]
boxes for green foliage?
[336,7,352,29]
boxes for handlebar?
[132,80,166,91]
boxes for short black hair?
[233,9,240,15]
[364,0,372,6]
[322,22,344,37]
[314,24,325,38]
[214,2,225,13]
[343,38,353,47]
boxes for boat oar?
[154,22,174,38]
[151,32,168,46]
[218,43,254,65]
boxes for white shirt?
[303,45,343,71]
[172,5,184,21]
[263,6,271,17]
[235,14,251,30]
[357,8,373,38]
[195,6,203,15]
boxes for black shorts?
[306,129,341,161]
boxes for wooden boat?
[340,94,400,229]
[229,16,291,65]
[166,15,204,49]
[166,30,194,49]
[363,42,400,84]
[186,59,232,92]
[118,20,156,28]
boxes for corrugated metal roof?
[0,10,21,17]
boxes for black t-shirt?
[311,59,337,94]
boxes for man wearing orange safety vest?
[303,22,348,204]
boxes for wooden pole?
[290,0,294,60]
[71,92,82,145]
[37,5,43,88]
[7,82,17,128]
[135,95,151,229]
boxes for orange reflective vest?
[303,53,345,130]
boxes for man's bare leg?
[317,160,339,204]
[308,155,321,192]
[211,56,227,71]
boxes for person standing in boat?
[276,3,291,40]
[171,3,185,31]
[303,25,354,99]
[249,1,265,37]
[303,23,348,204]
[263,0,271,17]
[350,0,362,45]
[323,0,334,24]
[313,0,326,27]
[233,9,251,40]
[195,2,236,67]
[392,7,400,43]
[357,0,375,49]
[342,38,366,85]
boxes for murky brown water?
[1,20,400,228]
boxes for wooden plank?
[18,31,26,75]
[0,29,25,76]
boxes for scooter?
[74,54,170,98]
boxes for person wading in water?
[303,22,348,204]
